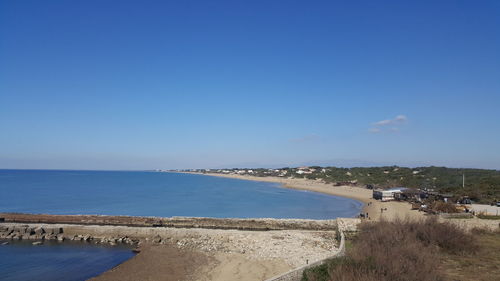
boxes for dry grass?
[302,217,479,281]
[440,228,500,281]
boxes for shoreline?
[185,172,424,221]
[2,219,346,281]
[184,172,371,202]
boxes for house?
[373,187,408,201]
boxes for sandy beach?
[192,173,500,231]
[193,172,424,221]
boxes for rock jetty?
[0,224,138,245]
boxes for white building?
[373,187,408,202]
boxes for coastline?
[2,219,342,281]
[186,172,424,221]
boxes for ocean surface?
[0,169,363,219]
[0,240,134,281]
[0,169,362,280]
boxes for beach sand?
[80,223,327,281]
[195,173,425,221]
[199,253,291,281]
[93,244,291,281]
[92,243,212,281]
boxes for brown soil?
[91,243,213,281]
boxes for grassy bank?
[302,218,499,281]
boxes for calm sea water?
[0,240,134,281]
[0,169,363,219]
[0,169,362,280]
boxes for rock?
[34,227,45,235]
[27,227,36,235]
[1,241,9,245]
[32,241,43,245]
[32,234,42,240]
[57,234,65,241]
[46,234,56,240]
[153,235,162,243]
[45,227,62,235]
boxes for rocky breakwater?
[0,224,138,246]
[0,213,338,231]
[0,224,64,241]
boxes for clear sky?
[1,0,499,170]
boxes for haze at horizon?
[1,0,499,170]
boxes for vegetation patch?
[476,214,500,220]
[302,217,481,281]
[440,229,500,281]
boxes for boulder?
[153,235,162,243]
[34,227,45,235]
[18,227,28,235]
[45,234,56,240]
[27,227,36,235]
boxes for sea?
[0,169,363,280]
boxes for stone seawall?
[0,213,338,231]
[0,224,138,246]
[0,224,65,241]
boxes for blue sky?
[1,0,499,170]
